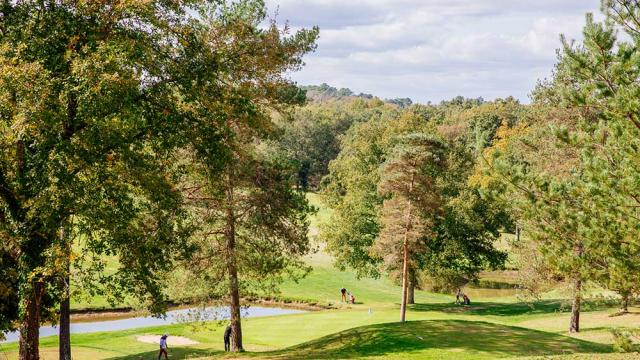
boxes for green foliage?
[0,0,214,336]
[301,83,373,101]
[611,328,637,353]
[321,114,390,278]
[322,99,514,287]
[0,1,318,355]
[279,98,398,190]
[385,98,413,108]
[170,142,314,304]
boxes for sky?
[264,0,601,104]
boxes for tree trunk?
[59,283,71,360]
[57,88,77,360]
[569,242,584,334]
[621,293,630,314]
[227,253,243,352]
[407,279,415,305]
[19,282,44,360]
[400,174,414,323]
[224,180,243,352]
[569,277,581,333]
[400,238,409,322]
[59,227,71,360]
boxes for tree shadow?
[609,310,640,317]
[261,320,611,359]
[410,299,615,317]
[106,347,221,360]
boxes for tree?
[280,98,397,190]
[177,141,312,351]
[163,3,318,351]
[323,100,511,302]
[375,133,447,322]
[500,0,640,330]
[421,189,508,292]
[484,108,605,333]
[560,0,640,313]
[322,112,394,278]
[0,1,282,358]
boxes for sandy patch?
[136,335,199,346]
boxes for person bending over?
[224,324,232,352]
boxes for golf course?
[3,1,640,359]
[0,194,637,359]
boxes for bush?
[612,328,636,353]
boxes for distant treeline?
[300,83,413,108]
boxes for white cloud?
[266,0,601,103]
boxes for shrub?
[612,328,636,353]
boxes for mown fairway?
[1,257,640,359]
[0,195,637,359]
[0,255,638,359]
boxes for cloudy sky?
[264,0,601,103]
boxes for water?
[1,306,304,343]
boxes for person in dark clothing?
[158,334,168,360]
[224,324,232,351]
[341,288,347,302]
[455,289,462,304]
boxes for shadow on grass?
[410,299,616,317]
[260,320,610,360]
[106,347,221,360]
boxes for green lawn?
[2,301,635,359]
[277,248,450,307]
[3,254,637,360]
[2,193,637,359]
[306,192,332,232]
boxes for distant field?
[306,192,332,235]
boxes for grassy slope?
[1,193,638,359]
[278,250,450,307]
[2,298,636,359]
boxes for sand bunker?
[136,334,199,346]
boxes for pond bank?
[2,305,306,343]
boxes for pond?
[1,306,305,343]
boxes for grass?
[306,192,332,232]
[1,303,632,359]
[258,320,609,360]
[1,193,637,359]
[278,247,450,307]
